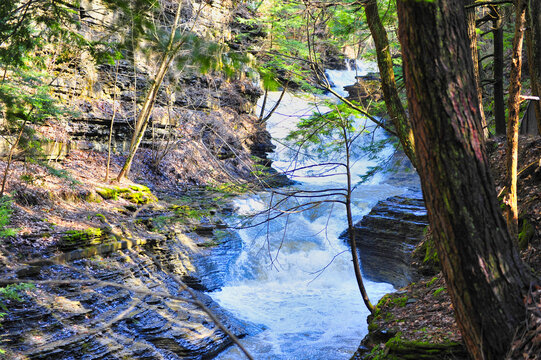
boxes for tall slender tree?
[466,0,487,137]
[491,5,506,135]
[363,0,416,168]
[504,0,527,240]
[118,0,186,180]
[397,0,531,358]
[526,0,541,133]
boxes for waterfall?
[324,60,378,97]
[211,62,404,360]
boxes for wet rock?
[343,74,383,105]
[343,190,428,289]
[1,222,257,359]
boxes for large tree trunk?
[505,0,527,240]
[492,5,506,135]
[526,0,541,133]
[363,0,416,167]
[396,0,530,359]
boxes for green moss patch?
[61,227,109,251]
[383,334,466,360]
[95,184,157,204]
[518,218,535,250]
[96,187,118,200]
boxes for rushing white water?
[324,60,378,97]
[211,62,404,359]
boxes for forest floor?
[0,147,251,267]
[357,135,541,360]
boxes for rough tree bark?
[363,0,416,167]
[504,0,527,240]
[491,5,506,135]
[396,0,531,359]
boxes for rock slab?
[348,190,428,288]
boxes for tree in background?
[117,0,189,180]
[116,0,249,180]
[362,0,416,167]
[397,0,532,358]
[490,4,507,135]
[526,0,541,133]
[0,0,106,195]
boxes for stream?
[211,61,409,359]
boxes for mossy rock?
[518,218,535,250]
[85,191,103,203]
[113,186,131,194]
[382,335,467,360]
[61,228,108,251]
[129,184,151,193]
[122,191,157,205]
[95,184,157,204]
[96,187,118,200]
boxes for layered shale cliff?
[13,0,273,189]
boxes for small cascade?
[211,61,406,359]
[324,59,378,97]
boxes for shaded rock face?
[345,190,428,289]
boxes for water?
[324,60,378,97]
[211,61,405,359]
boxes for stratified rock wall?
[15,0,273,187]
[352,191,428,288]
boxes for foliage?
[426,276,439,287]
[0,283,35,311]
[205,182,251,194]
[0,282,35,354]
[287,101,365,154]
[518,218,535,250]
[171,205,209,221]
[249,1,357,91]
[285,99,390,183]
[0,196,16,238]
[433,287,446,297]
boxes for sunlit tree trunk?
[363,0,416,168]
[397,0,530,358]
[106,61,119,181]
[118,1,183,181]
[504,0,527,240]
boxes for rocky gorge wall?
[13,0,273,188]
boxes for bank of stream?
[209,63,415,359]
